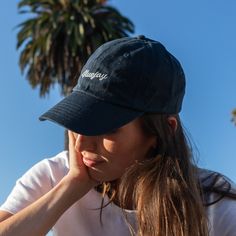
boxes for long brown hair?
[96,113,236,235]
[117,114,208,236]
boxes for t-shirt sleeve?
[0,152,68,214]
[207,195,236,236]
[199,168,236,235]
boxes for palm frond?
[17,0,135,96]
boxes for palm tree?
[232,109,236,125]
[17,0,134,96]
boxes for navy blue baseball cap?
[39,35,185,135]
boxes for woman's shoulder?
[15,151,70,189]
[207,193,236,236]
[34,150,70,184]
[197,169,236,235]
[45,150,69,172]
[197,168,236,195]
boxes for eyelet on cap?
[136,35,146,40]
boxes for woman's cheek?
[102,139,121,153]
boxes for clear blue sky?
[1,0,236,213]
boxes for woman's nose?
[74,134,98,152]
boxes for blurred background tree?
[232,109,236,125]
[17,0,134,97]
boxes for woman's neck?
[112,179,135,210]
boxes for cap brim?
[39,91,143,136]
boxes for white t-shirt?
[1,151,236,236]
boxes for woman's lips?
[82,157,105,167]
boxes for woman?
[0,36,236,236]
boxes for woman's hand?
[66,131,98,192]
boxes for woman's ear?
[148,136,158,158]
[167,116,178,132]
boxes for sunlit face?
[73,118,156,182]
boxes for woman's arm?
[0,131,95,236]
[0,211,12,222]
[0,176,90,236]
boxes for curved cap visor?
[39,91,143,136]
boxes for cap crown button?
[137,35,145,40]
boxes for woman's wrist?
[60,174,93,202]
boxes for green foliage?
[231,109,236,125]
[17,0,134,96]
